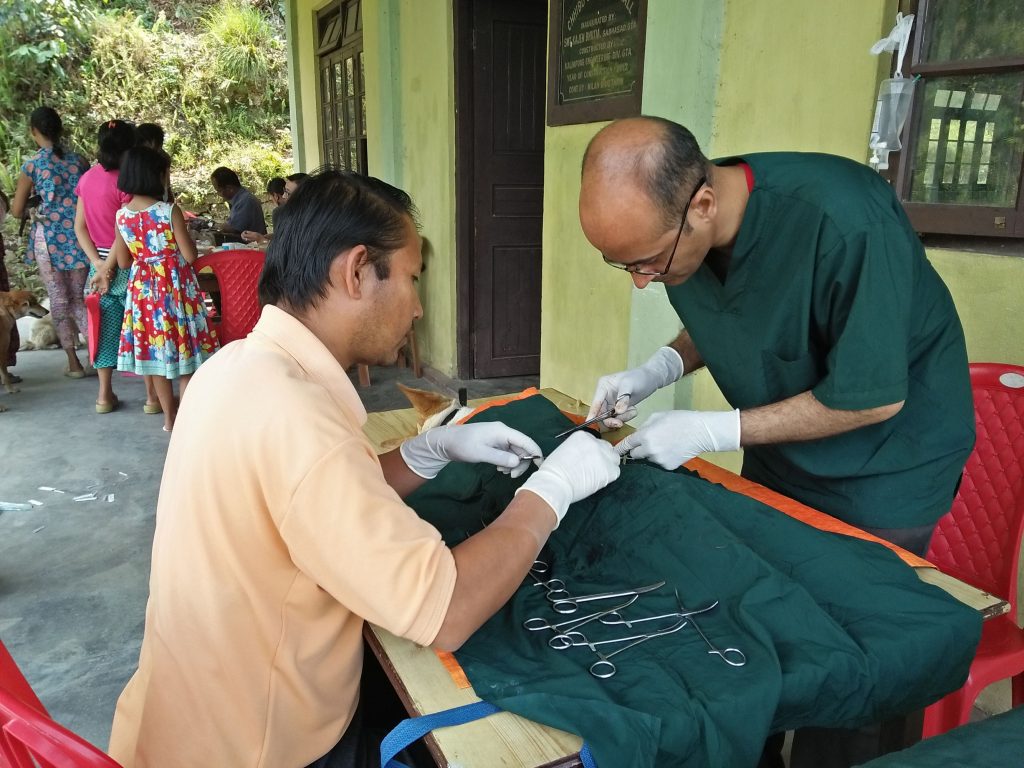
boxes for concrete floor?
[0,348,537,751]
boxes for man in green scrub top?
[579,116,975,767]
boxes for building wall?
[288,0,460,375]
[285,0,1024,399]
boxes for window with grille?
[893,0,1024,237]
[316,0,367,174]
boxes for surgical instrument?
[676,590,746,667]
[588,617,691,678]
[548,580,666,614]
[523,595,639,634]
[553,399,630,439]
[598,599,720,628]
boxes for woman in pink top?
[74,119,157,414]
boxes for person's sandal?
[95,395,120,414]
[64,368,86,379]
[143,402,163,414]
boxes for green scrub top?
[664,152,975,528]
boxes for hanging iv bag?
[869,77,916,170]
[868,12,916,171]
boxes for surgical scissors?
[598,599,720,628]
[675,590,746,667]
[548,580,666,614]
[588,617,691,678]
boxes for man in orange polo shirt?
[109,170,620,768]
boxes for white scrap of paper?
[73,494,97,502]
[106,494,115,503]
[32,526,45,533]
[38,486,54,491]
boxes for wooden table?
[361,388,1009,768]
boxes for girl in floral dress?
[113,146,218,432]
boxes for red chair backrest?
[927,363,1024,615]
[0,638,120,767]
[193,249,266,346]
[0,691,121,768]
[0,639,47,717]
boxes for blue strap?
[381,700,599,768]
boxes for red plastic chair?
[922,362,1024,737]
[193,249,266,346]
[0,639,121,767]
[0,640,47,716]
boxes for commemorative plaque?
[547,0,648,126]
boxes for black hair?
[211,167,241,189]
[136,123,165,149]
[117,146,170,199]
[285,172,310,185]
[266,177,286,196]
[97,120,136,171]
[584,116,710,229]
[30,106,65,159]
[259,169,418,311]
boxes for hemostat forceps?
[548,581,666,614]
[676,590,746,667]
[553,399,630,440]
[525,597,641,650]
[587,617,691,678]
[598,599,720,628]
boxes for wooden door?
[459,0,546,378]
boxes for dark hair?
[285,172,309,185]
[584,116,710,229]
[211,167,241,189]
[136,123,165,149]
[117,146,170,199]
[30,106,65,159]
[266,177,286,196]
[97,120,136,171]
[259,169,418,310]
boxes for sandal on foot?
[8,374,22,384]
[64,368,86,379]
[95,396,120,414]
[143,402,163,414]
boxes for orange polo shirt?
[109,306,456,768]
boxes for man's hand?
[240,230,267,243]
[516,432,621,526]
[615,409,741,470]
[400,421,543,479]
[587,346,685,428]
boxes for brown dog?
[0,290,49,411]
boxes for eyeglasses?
[603,176,707,276]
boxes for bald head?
[582,116,708,227]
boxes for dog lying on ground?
[1,290,49,411]
[17,297,58,350]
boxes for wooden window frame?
[315,0,367,174]
[890,0,1024,239]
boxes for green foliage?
[1,0,291,285]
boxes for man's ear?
[334,244,370,300]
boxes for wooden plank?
[364,625,582,768]
[914,566,1010,620]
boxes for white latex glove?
[615,409,741,470]
[400,422,543,480]
[515,432,621,527]
[587,346,685,429]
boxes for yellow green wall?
[288,0,459,375]
[286,0,1024,399]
